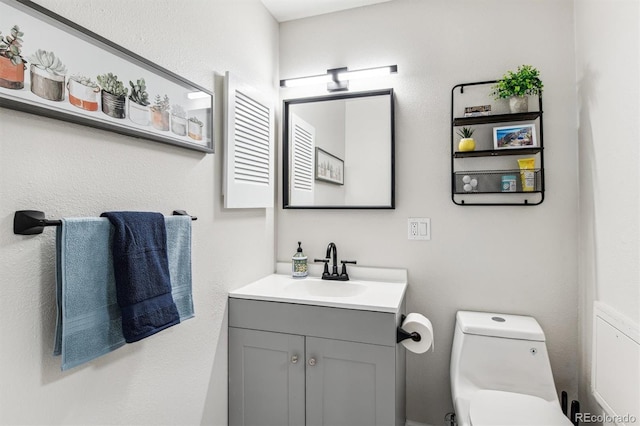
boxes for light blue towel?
[54,215,194,370]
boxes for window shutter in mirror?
[289,113,315,206]
[224,72,274,208]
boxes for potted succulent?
[492,64,543,113]
[97,72,128,119]
[188,116,203,141]
[456,127,475,152]
[67,75,100,111]
[29,49,67,101]
[128,78,150,126]
[150,94,170,131]
[0,25,26,89]
[170,104,187,136]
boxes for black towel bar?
[13,210,197,235]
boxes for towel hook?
[13,210,197,235]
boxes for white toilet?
[450,311,573,426]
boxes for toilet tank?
[450,311,559,403]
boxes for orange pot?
[0,56,25,89]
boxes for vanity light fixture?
[280,64,398,92]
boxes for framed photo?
[493,124,537,150]
[0,0,213,153]
[315,147,344,185]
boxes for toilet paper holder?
[396,314,422,343]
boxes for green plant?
[456,127,475,139]
[188,116,203,126]
[492,64,543,99]
[29,49,67,76]
[0,25,26,66]
[172,104,186,118]
[70,74,98,88]
[128,78,150,106]
[97,72,128,97]
[152,94,170,112]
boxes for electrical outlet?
[408,218,431,240]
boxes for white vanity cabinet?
[228,295,406,426]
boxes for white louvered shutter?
[224,72,274,208]
[289,113,315,206]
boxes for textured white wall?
[277,1,579,424]
[575,0,640,417]
[0,1,278,424]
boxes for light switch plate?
[408,218,431,240]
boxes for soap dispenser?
[292,241,308,278]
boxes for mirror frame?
[282,88,395,209]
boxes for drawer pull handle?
[308,357,317,366]
[291,355,298,364]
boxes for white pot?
[67,78,100,111]
[129,102,150,126]
[509,96,528,113]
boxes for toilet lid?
[470,390,573,426]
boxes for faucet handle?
[314,258,330,276]
[339,260,357,278]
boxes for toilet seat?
[469,390,573,426]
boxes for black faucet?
[326,242,338,276]
[314,242,357,281]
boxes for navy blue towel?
[100,211,180,343]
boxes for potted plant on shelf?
[29,49,67,101]
[67,75,100,111]
[188,116,203,141]
[97,72,128,118]
[128,78,150,126]
[492,64,543,113]
[171,104,187,136]
[150,94,170,131]
[456,127,475,152]
[0,25,26,89]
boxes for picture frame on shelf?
[493,124,537,150]
[315,147,344,185]
[0,0,214,153]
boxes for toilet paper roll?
[401,313,434,354]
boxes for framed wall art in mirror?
[0,0,214,153]
[283,89,395,209]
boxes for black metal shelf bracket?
[13,209,197,235]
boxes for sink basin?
[228,263,408,312]
[284,278,367,298]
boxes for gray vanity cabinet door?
[305,337,396,426]
[229,327,305,426]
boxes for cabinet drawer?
[229,298,399,346]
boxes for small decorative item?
[456,127,476,152]
[462,175,478,192]
[150,94,170,131]
[188,116,203,140]
[463,104,491,117]
[128,78,151,126]
[0,24,26,89]
[492,64,543,113]
[29,49,67,101]
[501,175,517,192]
[97,72,128,119]
[170,104,187,136]
[315,147,344,185]
[67,75,100,111]
[493,124,537,149]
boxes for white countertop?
[228,262,408,313]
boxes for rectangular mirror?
[283,89,395,209]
